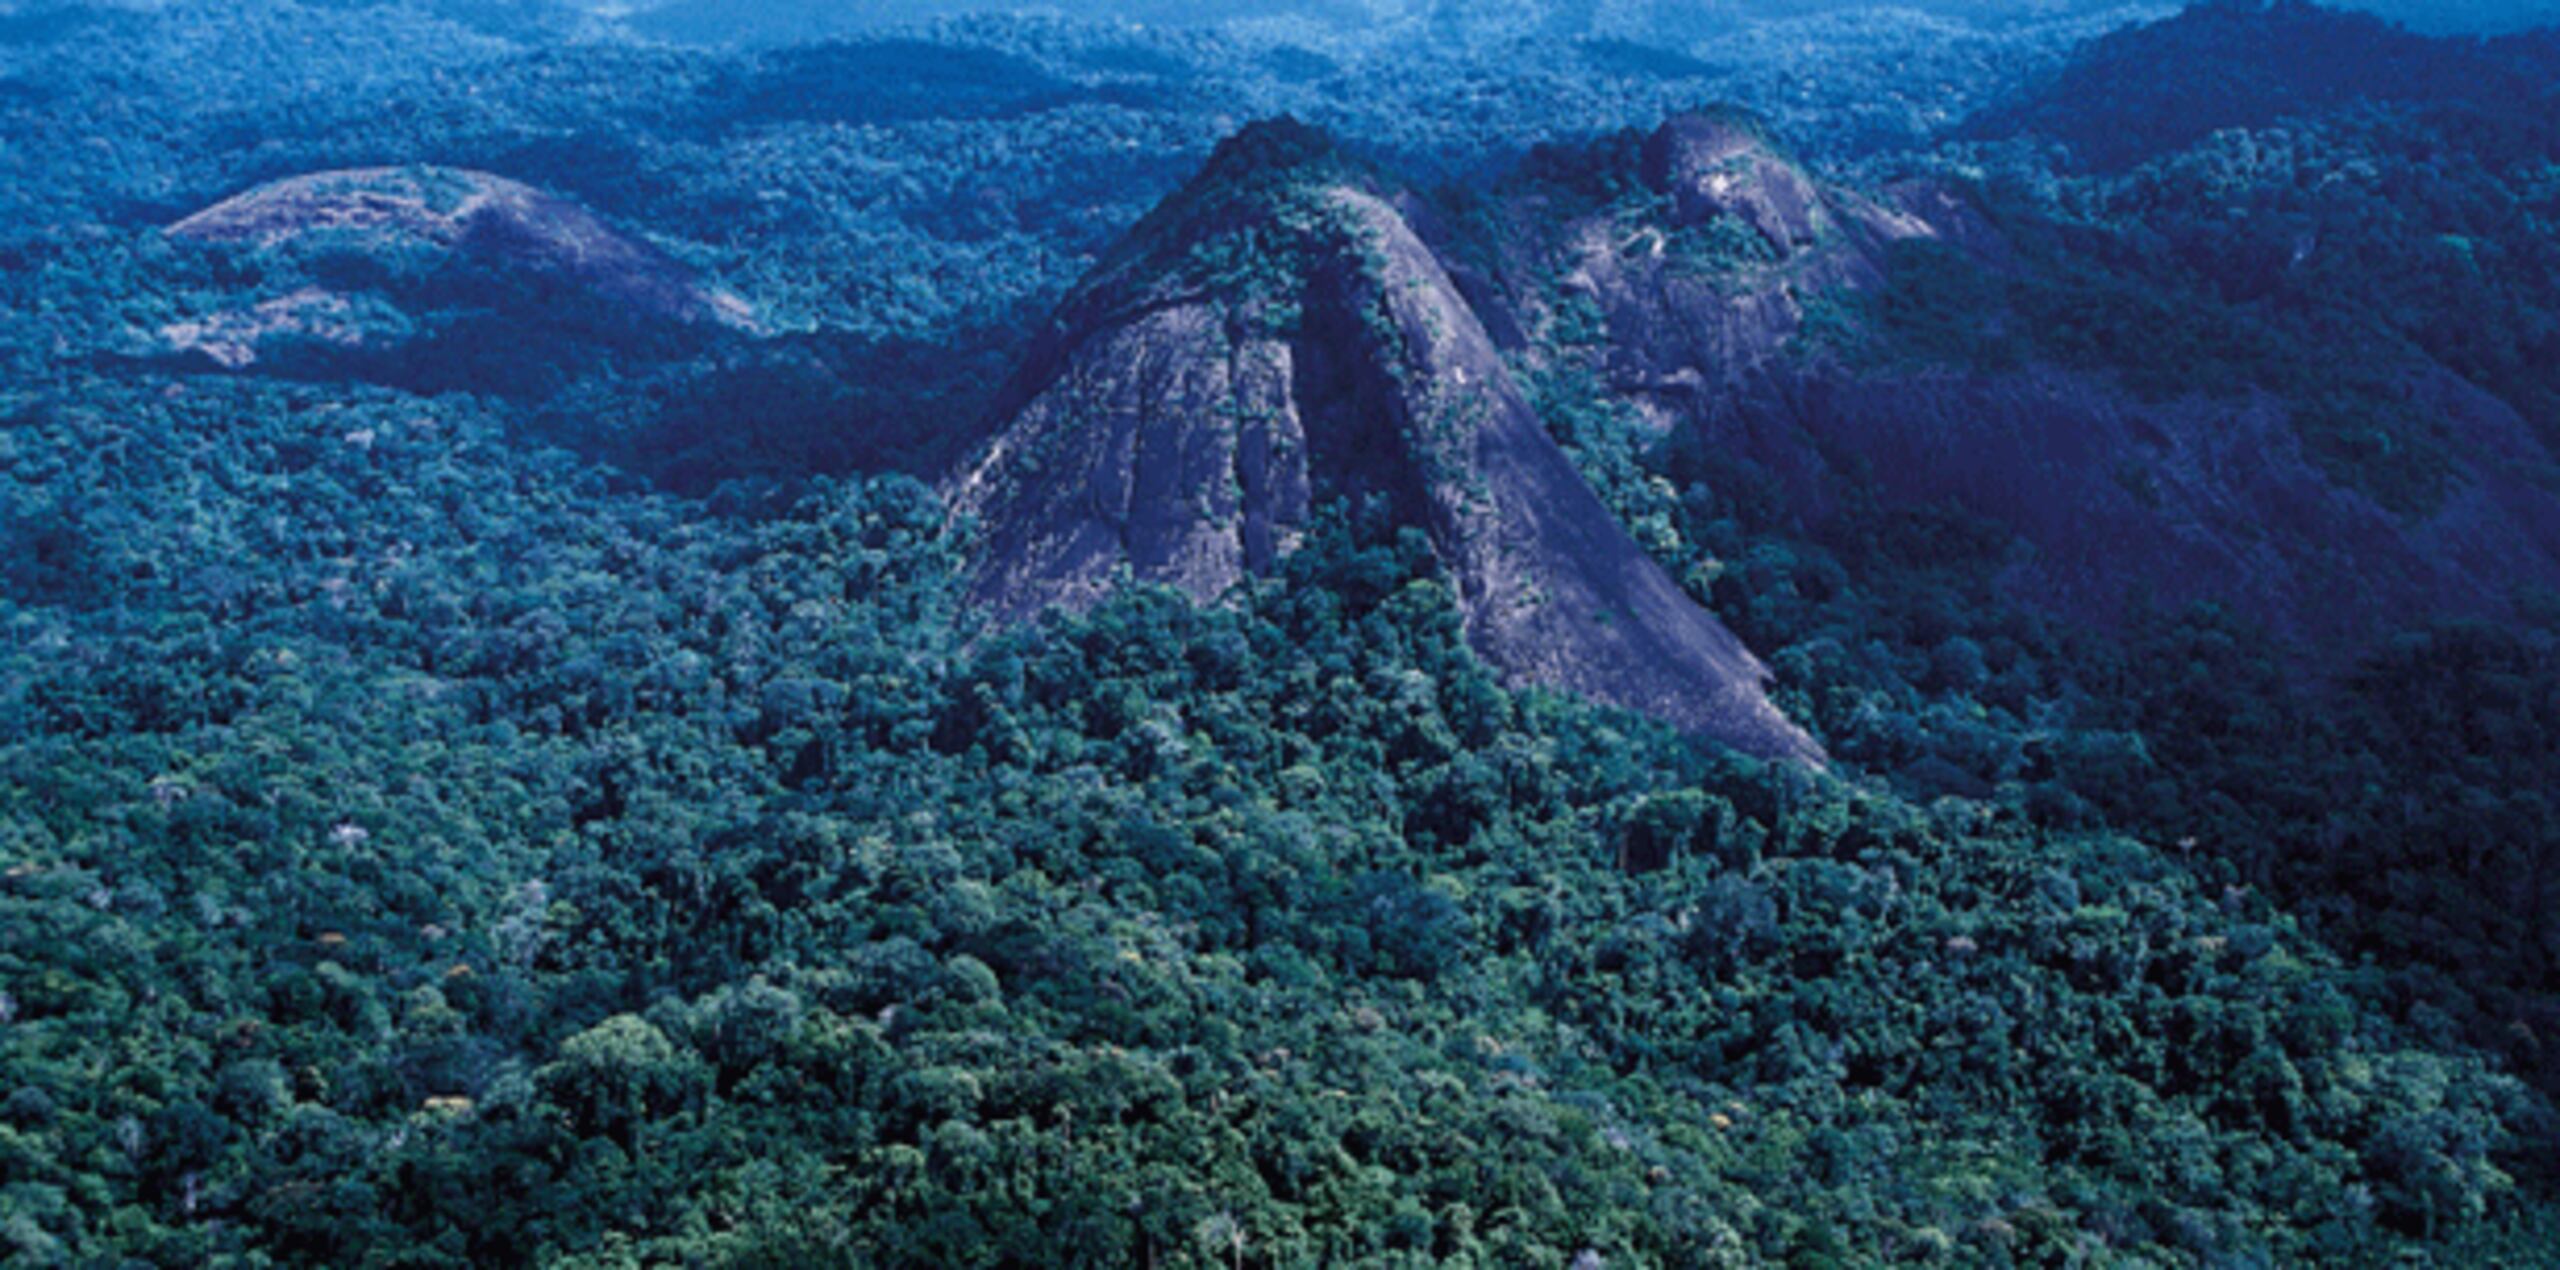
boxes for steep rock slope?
[949,122,1820,763]
[1558,108,1932,389]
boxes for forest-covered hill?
[3,0,2558,1264]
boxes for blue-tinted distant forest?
[3,0,2560,1264]
[577,0,2560,42]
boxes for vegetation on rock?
[2,1,2557,1264]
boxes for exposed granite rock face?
[162,166,752,367]
[951,302,1310,621]
[1571,115,1927,383]
[953,101,2560,750]
[950,123,1821,764]
[172,166,754,328]
[1639,109,1834,255]
[156,286,370,371]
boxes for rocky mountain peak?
[1640,107,1829,255]
[950,122,1821,764]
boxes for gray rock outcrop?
[949,122,1822,764]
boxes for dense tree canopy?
[3,1,2558,1264]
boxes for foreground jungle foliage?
[3,0,2558,1264]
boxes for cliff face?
[949,123,1822,764]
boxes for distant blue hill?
[589,0,2560,46]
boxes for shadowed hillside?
[2,1,2559,1264]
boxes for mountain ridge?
[948,119,1824,763]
